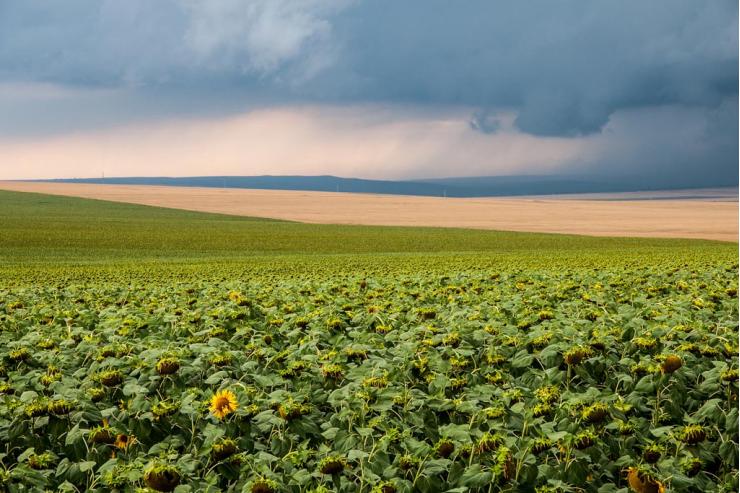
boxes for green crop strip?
[0,190,735,282]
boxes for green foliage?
[0,265,737,491]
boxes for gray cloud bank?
[0,0,736,185]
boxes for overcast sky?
[0,0,737,186]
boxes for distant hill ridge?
[40,175,736,198]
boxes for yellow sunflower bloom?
[210,389,238,420]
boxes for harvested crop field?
[0,181,736,242]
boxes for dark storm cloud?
[0,0,736,186]
[323,0,737,136]
[576,98,740,188]
[0,0,736,135]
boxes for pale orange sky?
[0,104,593,180]
[0,106,600,179]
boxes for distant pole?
[336,184,339,193]
[443,189,447,198]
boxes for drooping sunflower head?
[24,400,49,418]
[374,324,392,335]
[250,477,279,493]
[535,385,560,404]
[563,346,592,366]
[435,439,455,458]
[572,430,597,450]
[318,455,346,475]
[616,419,635,436]
[321,364,344,380]
[88,426,115,445]
[143,463,180,492]
[483,405,506,419]
[372,481,397,493]
[47,399,75,416]
[212,438,238,461]
[477,432,504,453]
[642,443,664,464]
[534,486,563,493]
[721,368,739,382]
[626,466,665,493]
[679,424,707,445]
[209,354,233,367]
[344,347,368,361]
[114,433,135,450]
[155,357,180,376]
[277,399,310,421]
[581,402,609,424]
[680,457,702,477]
[88,387,106,402]
[533,403,553,418]
[398,454,420,472]
[632,337,658,351]
[98,369,123,387]
[531,437,553,454]
[27,451,55,470]
[152,400,180,420]
[659,354,682,374]
[494,446,515,482]
[9,347,31,363]
[209,389,238,420]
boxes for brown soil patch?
[0,181,736,241]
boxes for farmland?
[0,181,737,242]
[0,190,737,492]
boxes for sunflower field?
[0,263,737,493]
